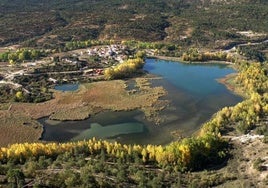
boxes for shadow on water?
[40,59,242,145]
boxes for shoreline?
[149,55,234,65]
[0,55,244,147]
[217,74,237,95]
[217,73,247,99]
[149,55,242,98]
[149,55,242,97]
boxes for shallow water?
[40,110,148,142]
[41,59,242,145]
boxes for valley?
[0,0,267,187]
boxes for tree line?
[0,132,227,173]
[104,57,145,80]
[181,48,234,62]
[0,49,47,64]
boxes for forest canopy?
[0,0,267,49]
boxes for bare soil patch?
[217,136,268,187]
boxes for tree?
[141,148,148,162]
[15,91,24,101]
[18,50,30,61]
[8,53,17,62]
[135,50,146,59]
[9,59,16,66]
[0,52,8,62]
[63,170,80,187]
[31,50,41,60]
[135,170,147,187]
[7,169,25,187]
[80,167,98,187]
[104,68,115,80]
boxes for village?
[0,44,134,103]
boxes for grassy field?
[0,111,43,147]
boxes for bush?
[253,158,265,171]
[263,136,268,144]
[256,125,268,135]
[236,121,252,134]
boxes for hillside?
[0,0,267,49]
[0,0,268,187]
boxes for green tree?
[7,169,25,188]
[80,167,99,187]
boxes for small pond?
[54,83,79,92]
[41,59,242,145]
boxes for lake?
[41,59,242,145]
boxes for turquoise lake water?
[41,59,242,145]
